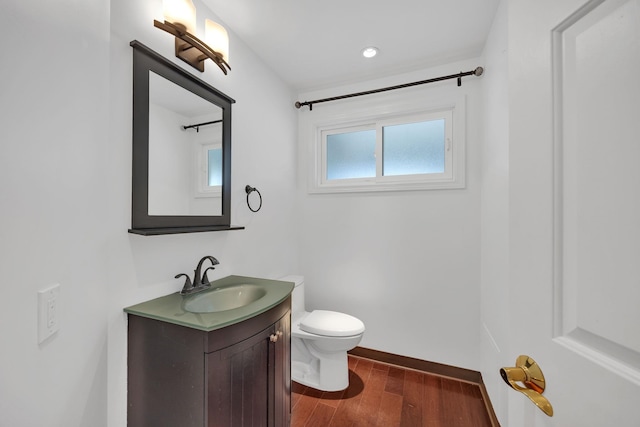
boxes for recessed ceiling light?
[361,47,378,58]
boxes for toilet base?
[292,360,321,390]
[291,346,349,392]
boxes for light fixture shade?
[205,19,229,62]
[163,0,196,34]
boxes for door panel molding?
[552,0,640,385]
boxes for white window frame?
[307,100,465,193]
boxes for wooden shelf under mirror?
[128,225,244,236]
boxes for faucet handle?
[201,266,216,286]
[175,273,193,294]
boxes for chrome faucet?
[176,256,220,295]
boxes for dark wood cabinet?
[127,297,291,427]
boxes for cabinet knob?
[270,330,283,343]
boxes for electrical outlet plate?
[38,283,60,344]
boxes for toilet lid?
[299,310,365,337]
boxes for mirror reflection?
[148,71,223,216]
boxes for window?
[325,127,376,180]
[383,119,446,176]
[196,143,222,197]
[207,147,222,186]
[313,109,461,192]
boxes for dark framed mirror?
[129,40,242,235]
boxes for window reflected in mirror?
[206,146,222,186]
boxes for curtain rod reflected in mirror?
[183,119,222,132]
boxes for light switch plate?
[38,283,60,344]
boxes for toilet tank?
[280,275,305,316]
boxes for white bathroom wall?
[479,1,510,424]
[0,1,110,426]
[106,1,300,426]
[0,1,298,426]
[296,59,483,370]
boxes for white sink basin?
[183,284,267,313]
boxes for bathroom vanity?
[125,276,293,427]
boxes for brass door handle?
[500,355,554,417]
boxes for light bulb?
[205,19,229,63]
[163,0,196,34]
[362,47,378,58]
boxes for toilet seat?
[299,310,365,337]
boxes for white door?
[507,0,640,425]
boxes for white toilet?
[281,275,365,392]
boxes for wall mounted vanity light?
[154,0,230,74]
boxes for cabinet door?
[128,316,206,427]
[206,325,273,427]
[271,314,291,427]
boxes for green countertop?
[124,275,294,332]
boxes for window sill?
[309,178,465,194]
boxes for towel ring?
[245,185,262,212]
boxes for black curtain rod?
[182,119,223,132]
[295,66,484,111]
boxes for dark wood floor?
[291,355,494,427]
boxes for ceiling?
[201,0,500,91]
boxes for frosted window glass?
[208,148,222,186]
[326,130,376,180]
[382,119,445,176]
